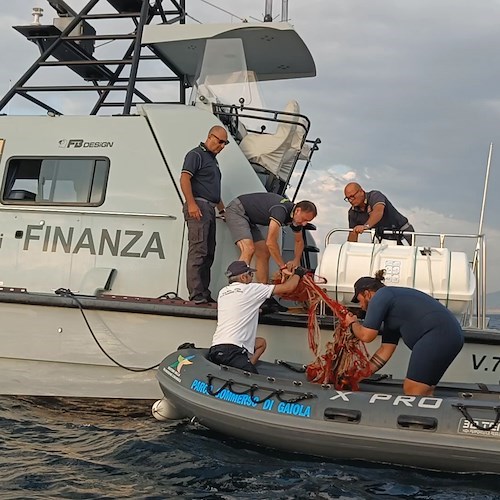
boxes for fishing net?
[277,272,372,390]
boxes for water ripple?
[0,396,498,499]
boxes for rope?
[276,360,306,373]
[412,245,418,289]
[453,404,500,431]
[446,249,452,308]
[274,273,371,390]
[54,288,160,372]
[206,374,317,405]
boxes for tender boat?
[0,0,498,399]
[155,345,500,474]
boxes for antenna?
[31,7,44,25]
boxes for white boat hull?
[1,300,498,398]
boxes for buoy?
[151,398,184,421]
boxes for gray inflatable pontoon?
[156,345,500,473]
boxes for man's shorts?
[208,343,258,373]
[225,198,264,243]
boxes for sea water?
[1,318,499,499]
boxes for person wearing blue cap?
[345,270,464,396]
[208,260,307,373]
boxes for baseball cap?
[225,260,256,278]
[351,276,379,303]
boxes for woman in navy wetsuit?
[345,270,464,396]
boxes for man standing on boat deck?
[208,260,306,373]
[180,125,229,304]
[343,182,414,244]
[345,270,464,396]
[224,192,317,284]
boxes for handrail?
[323,228,487,329]
[212,101,320,198]
[325,228,483,247]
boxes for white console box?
[317,242,475,314]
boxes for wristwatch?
[363,223,370,229]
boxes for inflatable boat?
[155,345,500,474]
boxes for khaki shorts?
[225,197,265,243]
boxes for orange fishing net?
[278,272,372,390]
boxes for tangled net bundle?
[277,273,372,390]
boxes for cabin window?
[1,157,109,206]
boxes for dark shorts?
[406,319,464,386]
[208,344,258,373]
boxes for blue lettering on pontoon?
[277,402,311,418]
[190,379,209,395]
[190,379,259,408]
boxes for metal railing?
[324,228,487,330]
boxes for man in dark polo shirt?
[225,192,317,284]
[180,125,228,304]
[343,182,414,245]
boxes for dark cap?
[225,260,256,278]
[351,276,380,303]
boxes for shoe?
[261,297,288,314]
[193,297,208,304]
[193,296,217,305]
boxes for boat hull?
[0,292,499,398]
[157,347,500,473]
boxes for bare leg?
[250,337,267,365]
[254,240,270,283]
[403,378,434,396]
[236,238,255,265]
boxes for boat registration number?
[458,417,500,437]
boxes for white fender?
[151,398,185,421]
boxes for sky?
[1,0,500,293]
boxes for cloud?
[1,0,499,293]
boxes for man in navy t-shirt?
[343,182,414,244]
[224,192,317,284]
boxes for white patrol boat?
[0,0,498,399]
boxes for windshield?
[190,38,265,111]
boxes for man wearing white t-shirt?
[208,260,306,373]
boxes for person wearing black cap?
[208,260,307,373]
[345,270,464,396]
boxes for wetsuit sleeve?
[362,287,393,332]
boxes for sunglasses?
[211,134,230,146]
